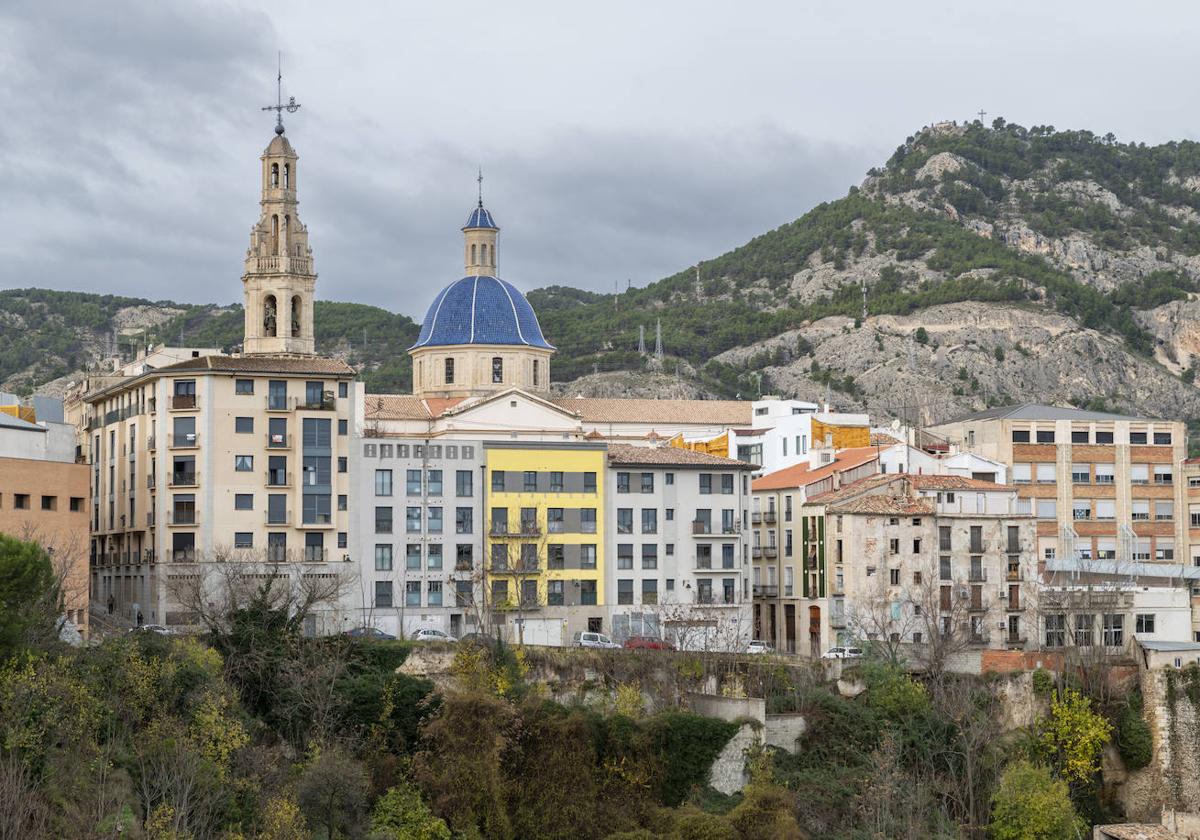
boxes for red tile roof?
[752,446,880,492]
[830,495,935,515]
[607,443,753,469]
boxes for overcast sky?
[2,1,1198,322]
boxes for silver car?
[573,631,620,649]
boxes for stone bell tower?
[242,81,316,355]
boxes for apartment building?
[0,402,90,636]
[749,446,880,651]
[350,436,484,638]
[606,444,754,650]
[483,441,608,643]
[796,474,1038,660]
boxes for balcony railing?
[968,633,990,646]
[696,593,737,606]
[172,549,197,563]
[169,433,200,449]
[830,613,847,629]
[302,513,333,526]
[266,470,290,487]
[267,433,292,448]
[266,395,290,411]
[489,522,542,538]
[763,546,778,559]
[490,563,541,574]
[752,546,763,559]
[763,511,777,524]
[146,474,156,489]
[265,511,292,526]
[299,393,336,411]
[146,512,155,527]
[751,512,762,525]
[753,584,779,598]
[968,568,988,582]
[168,510,197,526]
[303,547,328,562]
[1006,635,1027,646]
[1006,569,1023,581]
[169,394,197,410]
[147,435,156,450]
[168,472,199,487]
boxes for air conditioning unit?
[997,621,1007,630]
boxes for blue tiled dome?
[410,276,554,350]
[464,206,498,230]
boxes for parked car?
[821,646,864,660]
[413,628,457,643]
[343,626,396,640]
[128,624,170,636]
[624,635,676,651]
[573,631,621,649]
[746,640,774,655]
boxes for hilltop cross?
[977,109,987,124]
[262,53,301,135]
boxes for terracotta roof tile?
[829,495,935,515]
[752,446,880,492]
[156,354,356,376]
[607,443,754,470]
[363,395,466,420]
[810,473,1014,506]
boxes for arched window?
[533,359,539,387]
[283,163,290,189]
[290,295,302,338]
[270,215,279,254]
[445,357,455,384]
[470,244,477,265]
[282,215,290,255]
[480,244,488,264]
[263,294,277,337]
[492,357,503,384]
[270,163,279,187]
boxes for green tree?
[0,534,61,660]
[990,760,1084,840]
[370,783,451,840]
[913,327,929,345]
[296,745,369,839]
[1039,688,1112,784]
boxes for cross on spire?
[262,52,301,135]
[477,166,484,208]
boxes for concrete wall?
[684,692,765,724]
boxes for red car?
[623,636,676,651]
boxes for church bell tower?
[242,74,316,356]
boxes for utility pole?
[654,319,663,360]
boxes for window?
[40,495,56,511]
[666,508,674,521]
[375,470,393,496]
[912,539,922,554]
[641,472,654,493]
[1093,464,1114,484]
[1103,614,1124,647]
[580,544,597,568]
[1136,614,1156,634]
[1129,431,1147,444]
[235,379,254,395]
[1155,432,1172,445]
[406,470,422,495]
[548,508,565,533]
[1012,463,1031,483]
[1012,430,1030,443]
[374,581,393,608]
[1072,501,1091,521]
[939,556,951,581]
[235,455,253,472]
[1131,464,1149,484]
[375,506,393,533]
[889,568,900,585]
[532,359,540,387]
[550,471,564,491]
[548,544,564,569]
[617,509,633,534]
[1156,501,1175,521]
[428,507,443,533]
[643,544,658,569]
[456,470,473,497]
[938,526,951,551]
[456,544,474,571]
[583,472,597,493]
[301,417,330,447]
[406,581,421,607]
[617,579,634,605]
[427,580,443,606]
[699,474,713,494]
[1095,430,1114,444]
[492,357,503,383]
[491,470,505,491]
[1155,464,1174,484]
[427,544,443,570]
[427,470,443,495]
[444,357,455,384]
[641,509,657,534]
[338,381,348,398]
[1096,500,1115,521]
[721,474,734,494]
[405,506,421,533]
[1044,614,1065,647]
[235,416,254,434]
[456,507,473,534]
[642,579,658,605]
[1036,430,1055,444]
[375,545,393,571]
[1036,499,1057,519]
[665,472,674,486]
[889,538,899,555]
[617,472,630,493]
[69,497,84,512]
[234,493,253,511]
[1070,464,1089,484]
[617,544,633,569]
[234,532,253,549]
[405,544,422,570]
[1132,501,1150,521]
[1071,429,1089,444]
[1036,463,1055,484]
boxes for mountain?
[0,289,418,396]
[7,119,1200,437]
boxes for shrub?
[1031,668,1054,696]
[990,760,1084,840]
[650,713,739,807]
[370,782,451,840]
[1115,693,1153,770]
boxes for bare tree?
[846,566,923,665]
[0,755,49,840]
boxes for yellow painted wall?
[811,419,869,449]
[485,447,607,605]
[0,404,37,423]
[669,431,729,459]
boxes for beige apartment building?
[85,119,358,630]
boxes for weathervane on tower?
[262,52,301,135]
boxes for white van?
[573,631,620,649]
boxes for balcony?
[763,546,778,559]
[752,512,762,525]
[146,512,155,527]
[303,547,328,563]
[147,435,156,451]
[266,395,291,412]
[696,593,738,606]
[168,472,199,488]
[266,470,290,487]
[1006,569,1023,582]
[169,433,200,449]
[830,613,847,629]
[168,510,198,526]
[172,549,197,563]
[968,568,988,582]
[489,522,542,538]
[298,392,336,411]
[1005,635,1027,647]
[752,546,763,560]
[490,563,541,575]
[267,433,292,449]
[300,513,334,527]
[968,633,990,646]
[146,474,156,489]
[249,254,313,275]
[763,511,777,525]
[753,584,779,598]
[265,511,292,526]
[169,395,197,411]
